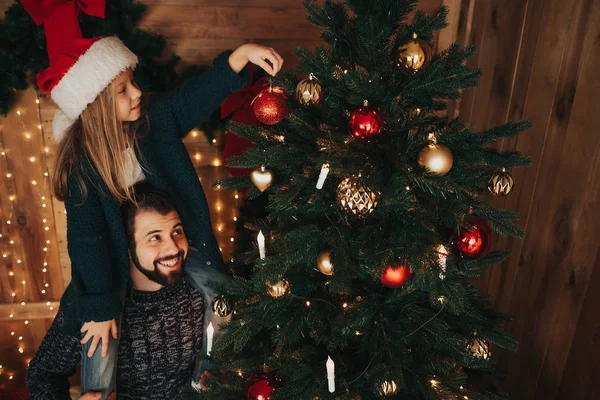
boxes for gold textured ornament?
[487,168,514,196]
[266,279,290,298]
[296,73,322,106]
[336,175,379,217]
[212,295,233,317]
[396,33,433,74]
[378,380,398,396]
[418,140,453,176]
[251,166,273,192]
[316,250,334,276]
[466,337,492,360]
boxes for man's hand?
[80,319,118,357]
[199,370,217,391]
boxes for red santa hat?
[21,0,138,141]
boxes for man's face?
[131,209,188,286]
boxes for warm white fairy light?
[25,133,31,139]
[29,156,35,162]
[9,271,14,276]
[233,217,237,221]
[24,320,29,325]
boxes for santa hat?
[21,0,138,141]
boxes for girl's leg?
[80,323,119,400]
[185,246,232,379]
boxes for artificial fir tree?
[194,1,531,399]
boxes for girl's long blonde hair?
[52,77,145,204]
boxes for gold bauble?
[316,250,334,276]
[396,33,433,74]
[487,169,514,196]
[266,279,290,298]
[211,295,233,317]
[378,380,398,396]
[417,143,453,176]
[296,73,322,106]
[336,176,379,217]
[251,166,273,192]
[466,337,491,360]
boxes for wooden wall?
[456,0,600,398]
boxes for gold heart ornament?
[251,166,273,192]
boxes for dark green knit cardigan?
[60,50,249,334]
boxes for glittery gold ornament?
[266,279,290,298]
[336,175,379,217]
[378,380,398,396]
[316,250,334,276]
[212,295,233,317]
[418,142,453,176]
[466,337,491,360]
[396,33,433,74]
[251,166,273,192]
[296,73,322,106]
[487,168,514,196]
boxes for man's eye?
[173,229,183,236]
[150,235,160,242]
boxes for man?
[26,184,230,399]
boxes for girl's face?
[114,69,142,122]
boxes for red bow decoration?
[21,0,106,65]
[221,65,268,179]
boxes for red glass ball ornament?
[253,87,288,125]
[450,215,492,259]
[246,377,276,400]
[349,100,384,140]
[380,264,412,288]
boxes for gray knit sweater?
[25,278,204,400]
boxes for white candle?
[316,163,330,189]
[206,322,214,356]
[326,356,335,393]
[257,230,266,260]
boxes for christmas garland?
[0,0,221,137]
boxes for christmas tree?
[197,1,531,399]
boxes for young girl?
[21,0,283,397]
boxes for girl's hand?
[80,319,118,357]
[228,44,284,76]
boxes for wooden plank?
[169,38,323,70]
[0,89,65,306]
[520,2,600,398]
[139,6,322,40]
[0,301,59,320]
[486,0,594,397]
[143,0,311,7]
[437,0,462,51]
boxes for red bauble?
[349,100,384,140]
[253,87,288,125]
[380,264,412,288]
[450,215,492,259]
[246,377,276,400]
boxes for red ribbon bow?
[21,0,106,66]
[21,0,105,25]
[220,65,267,179]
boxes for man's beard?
[131,249,186,286]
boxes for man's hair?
[122,182,178,246]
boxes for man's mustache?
[154,250,185,264]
